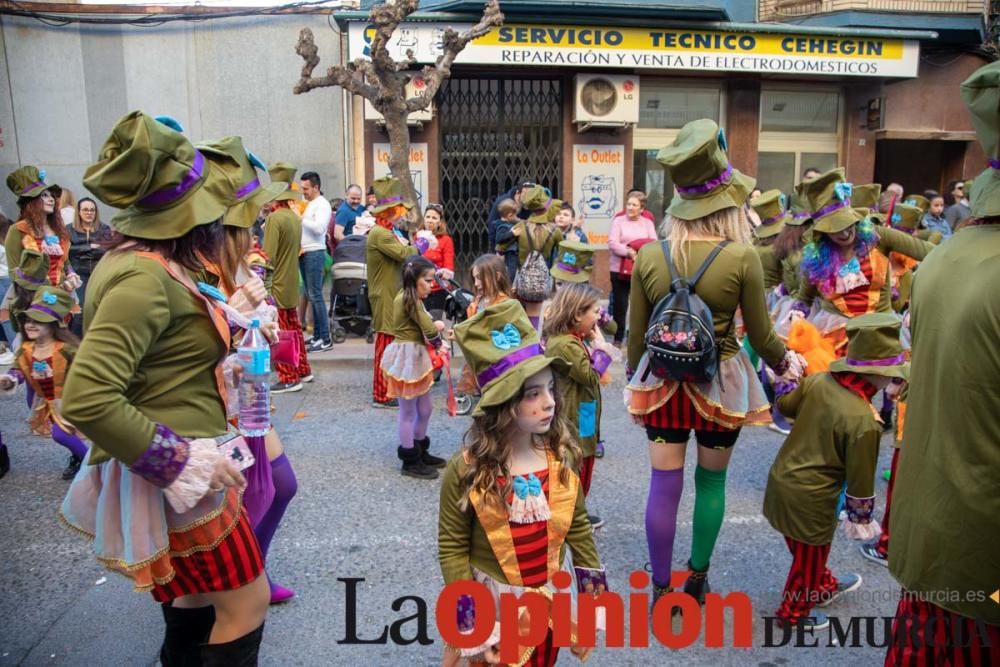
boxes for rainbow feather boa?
[800,220,879,297]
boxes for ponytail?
[401,255,436,323]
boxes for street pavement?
[0,337,902,666]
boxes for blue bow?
[904,198,917,207]
[562,251,577,264]
[38,169,47,181]
[45,235,59,246]
[154,115,185,133]
[490,323,521,351]
[834,182,853,202]
[247,151,267,172]
[41,290,57,305]
[839,257,862,277]
[32,360,48,373]
[513,474,542,500]
[779,193,787,211]
[891,212,901,225]
[196,282,227,303]
[717,127,728,152]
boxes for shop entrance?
[437,76,564,278]
[874,139,969,196]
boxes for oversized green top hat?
[6,166,53,200]
[657,119,755,221]
[22,286,73,327]
[960,61,1000,218]
[902,195,929,214]
[829,312,909,380]
[890,203,922,232]
[453,299,567,415]
[198,137,287,229]
[850,183,885,224]
[550,240,594,283]
[788,188,812,227]
[268,161,302,202]
[801,168,863,235]
[521,185,560,223]
[750,189,789,239]
[83,110,230,240]
[11,248,47,292]
[370,176,413,215]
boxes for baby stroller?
[438,277,478,415]
[328,235,374,344]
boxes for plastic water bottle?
[238,319,271,437]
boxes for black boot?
[0,442,10,479]
[62,454,82,480]
[415,437,446,468]
[683,560,711,605]
[160,603,216,667]
[650,580,671,615]
[200,622,264,667]
[879,391,894,432]
[397,445,438,480]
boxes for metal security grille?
[437,77,564,280]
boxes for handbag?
[272,330,300,368]
[619,238,655,277]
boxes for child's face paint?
[575,302,601,336]
[514,367,556,436]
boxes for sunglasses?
[425,203,444,214]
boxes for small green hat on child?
[829,312,909,380]
[198,136,287,229]
[22,287,74,328]
[550,241,594,283]
[750,189,790,239]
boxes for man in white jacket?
[299,171,333,351]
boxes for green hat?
[11,248,48,292]
[22,286,73,327]
[370,176,413,214]
[889,203,922,232]
[268,161,303,202]
[521,186,559,223]
[6,166,52,200]
[198,137,287,229]
[550,241,594,283]
[453,299,568,415]
[960,61,1000,218]
[787,188,812,227]
[850,183,885,224]
[83,110,230,240]
[902,195,929,214]
[657,119,755,221]
[750,189,789,239]
[829,312,909,380]
[801,168,863,235]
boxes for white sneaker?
[0,350,13,366]
[768,423,791,436]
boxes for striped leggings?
[885,594,1000,667]
[776,536,838,622]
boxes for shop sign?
[348,22,919,78]
[572,144,625,243]
[373,143,428,205]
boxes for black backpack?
[643,241,730,383]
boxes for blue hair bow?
[562,251,577,264]
[717,127,728,152]
[41,290,57,305]
[779,193,787,211]
[247,151,267,172]
[154,115,185,133]
[38,169,47,182]
[490,323,521,351]
[904,198,917,207]
[513,474,542,500]
[834,182,853,202]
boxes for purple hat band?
[529,196,554,214]
[15,268,43,285]
[138,151,206,208]
[234,177,261,200]
[28,304,60,319]
[675,163,733,195]
[477,343,544,388]
[759,211,786,226]
[814,199,850,219]
[846,353,905,367]
[989,158,1000,169]
[555,261,581,274]
[377,195,403,206]
[792,211,811,220]
[21,181,46,195]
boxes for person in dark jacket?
[486,179,534,250]
[67,197,112,335]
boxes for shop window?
[633,150,673,222]
[639,84,721,129]
[761,90,839,133]
[758,87,841,194]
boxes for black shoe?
[0,443,9,479]
[683,560,711,605]
[372,399,398,409]
[307,339,333,353]
[62,455,82,481]
[651,580,671,615]
[200,622,263,667]
[270,381,303,394]
[588,514,605,530]
[160,603,216,667]
[398,445,439,480]
[415,437,446,468]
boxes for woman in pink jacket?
[608,191,657,345]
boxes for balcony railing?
[759,0,986,22]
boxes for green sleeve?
[5,227,23,274]
[565,475,601,569]
[740,248,786,367]
[438,456,474,584]
[261,215,281,260]
[61,268,170,464]
[627,259,653,371]
[845,427,881,501]
[794,272,819,307]
[547,337,595,387]
[879,227,934,262]
[374,227,418,263]
[417,303,439,340]
[776,379,807,419]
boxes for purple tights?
[645,467,684,587]
[253,453,298,562]
[398,393,433,448]
[52,421,88,459]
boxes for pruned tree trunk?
[293,0,503,230]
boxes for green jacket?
[438,452,600,586]
[763,373,881,545]
[388,291,438,343]
[544,334,601,458]
[754,242,782,290]
[262,207,302,310]
[366,225,417,333]
[503,222,563,267]
[780,250,802,296]
[889,225,1000,624]
[627,240,786,371]
[62,251,228,465]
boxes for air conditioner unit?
[573,74,639,128]
[364,74,433,125]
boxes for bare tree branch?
[294,28,378,98]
